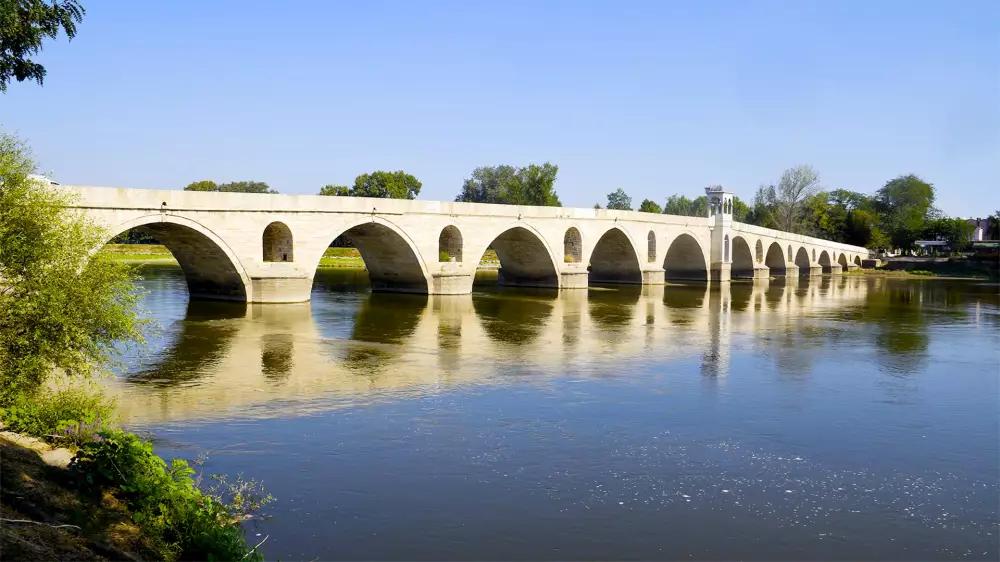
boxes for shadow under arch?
[322,220,430,293]
[765,241,786,275]
[794,246,811,273]
[107,215,251,301]
[818,250,833,272]
[731,236,755,278]
[480,226,560,288]
[838,253,849,270]
[663,233,709,281]
[589,227,642,284]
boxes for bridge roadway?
[68,185,868,303]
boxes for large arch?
[663,233,708,281]
[794,246,811,274]
[731,236,755,279]
[483,226,560,288]
[818,250,832,273]
[764,241,786,275]
[837,253,849,270]
[324,221,430,293]
[106,215,251,301]
[589,227,642,284]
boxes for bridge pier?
[846,264,860,273]
[710,262,731,282]
[250,276,313,303]
[828,264,843,275]
[641,269,665,285]
[751,265,770,279]
[560,269,590,289]
[783,264,799,278]
[430,270,475,294]
[803,263,823,277]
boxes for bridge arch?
[563,227,583,263]
[106,214,252,301]
[794,246,811,273]
[764,241,786,274]
[262,221,293,262]
[838,253,849,270]
[663,232,709,281]
[818,250,832,272]
[589,227,642,284]
[731,236,755,278]
[854,255,862,266]
[438,225,463,262]
[478,224,560,288]
[321,218,431,293]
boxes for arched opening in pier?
[262,221,293,262]
[731,236,755,278]
[589,228,642,284]
[438,225,463,263]
[663,234,708,281]
[480,227,559,288]
[765,242,786,275]
[794,246,811,274]
[104,221,249,301]
[564,227,582,263]
[321,222,428,293]
[818,250,832,273]
[838,253,849,270]
[755,240,764,263]
[647,231,656,263]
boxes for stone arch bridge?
[68,185,867,303]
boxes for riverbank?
[0,430,156,561]
[844,258,997,280]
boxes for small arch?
[795,246,811,274]
[263,221,293,262]
[755,240,764,263]
[724,235,730,262]
[663,233,708,281]
[854,255,862,266]
[564,227,583,263]
[812,248,816,261]
[731,236,755,278]
[589,227,642,284]
[787,244,793,261]
[438,225,463,262]
[647,231,656,263]
[764,242,786,275]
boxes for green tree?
[183,180,217,192]
[352,170,421,199]
[0,132,141,405]
[638,198,661,213]
[606,188,632,210]
[0,0,84,92]
[319,184,350,196]
[455,163,560,206]
[772,165,821,233]
[876,174,935,251]
[923,217,974,252]
[731,196,750,222]
[218,180,275,194]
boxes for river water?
[111,266,999,561]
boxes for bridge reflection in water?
[110,268,882,424]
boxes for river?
[110,266,999,560]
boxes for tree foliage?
[605,188,632,210]
[638,198,661,213]
[662,195,707,217]
[455,163,561,206]
[319,184,350,196]
[0,0,84,92]
[875,174,935,251]
[0,132,141,405]
[183,180,275,194]
[346,170,421,199]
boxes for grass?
[108,244,504,268]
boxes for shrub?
[439,250,452,262]
[0,380,116,446]
[71,430,266,561]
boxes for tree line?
[183,163,988,252]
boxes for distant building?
[967,218,989,241]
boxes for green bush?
[71,430,264,562]
[0,382,116,446]
[439,250,452,262]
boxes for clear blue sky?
[3,0,997,216]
